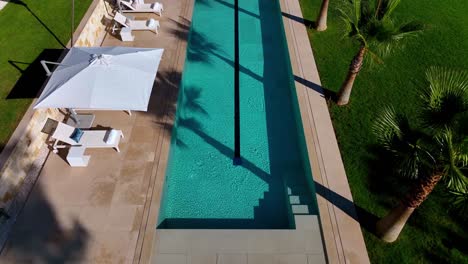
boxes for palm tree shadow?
[281,12,315,29]
[293,75,336,100]
[167,18,223,65]
[187,29,224,64]
[9,0,67,48]
[314,181,378,234]
[365,144,412,207]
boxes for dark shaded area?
[441,228,468,255]
[257,0,317,220]
[0,164,88,262]
[213,0,260,19]
[159,218,287,229]
[365,145,413,207]
[9,0,67,48]
[233,0,240,161]
[186,29,222,64]
[294,75,337,100]
[7,49,65,99]
[281,12,314,28]
[314,181,378,233]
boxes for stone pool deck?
[0,0,369,262]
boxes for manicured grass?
[298,0,468,263]
[0,0,92,151]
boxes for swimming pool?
[157,0,318,229]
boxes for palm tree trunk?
[376,174,443,242]
[336,46,366,105]
[315,0,329,31]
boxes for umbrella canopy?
[34,46,164,111]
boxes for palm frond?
[420,67,468,130]
[353,0,362,24]
[338,0,424,60]
[337,7,357,38]
[373,107,434,179]
[436,130,468,191]
[337,0,362,41]
[365,19,424,57]
[376,0,402,20]
[362,48,383,67]
[449,189,468,215]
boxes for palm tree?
[336,0,424,105]
[372,67,468,242]
[315,0,330,31]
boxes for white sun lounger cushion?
[151,3,161,10]
[51,122,123,150]
[114,13,130,27]
[105,129,119,144]
[146,18,157,28]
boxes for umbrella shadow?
[6,49,66,99]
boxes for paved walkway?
[0,0,191,262]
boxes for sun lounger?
[113,12,160,34]
[50,121,124,153]
[120,0,164,16]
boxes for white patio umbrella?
[34,46,164,111]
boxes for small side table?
[120,28,135,42]
[67,147,90,167]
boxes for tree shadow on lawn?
[423,223,468,263]
[6,49,65,99]
[365,144,413,208]
[441,225,468,255]
[9,0,67,48]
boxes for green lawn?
[298,0,468,263]
[0,0,92,151]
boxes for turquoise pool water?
[158,0,318,229]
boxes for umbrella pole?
[68,108,80,126]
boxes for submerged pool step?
[286,185,310,196]
[289,195,314,205]
[291,204,311,214]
